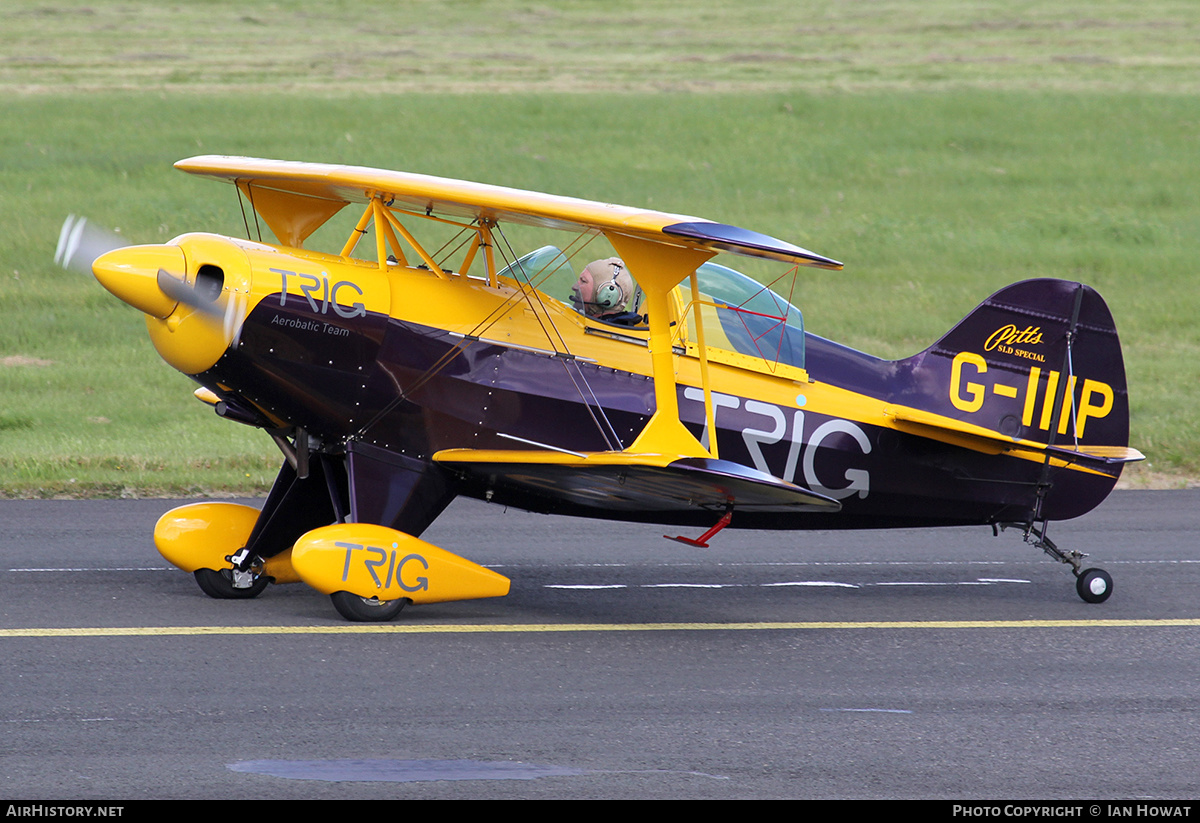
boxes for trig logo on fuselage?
[271,268,366,319]
[683,388,871,500]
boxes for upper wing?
[174,155,842,269]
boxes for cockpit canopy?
[497,246,806,371]
[692,260,806,370]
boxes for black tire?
[1076,568,1113,604]
[194,567,269,600]
[330,591,408,622]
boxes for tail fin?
[886,279,1139,517]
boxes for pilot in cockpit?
[570,257,642,325]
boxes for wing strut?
[377,203,448,279]
[688,271,719,458]
[606,232,716,458]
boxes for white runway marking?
[548,584,627,590]
[9,567,171,572]
[643,583,727,588]
[548,578,1028,591]
[875,581,992,586]
[764,581,860,588]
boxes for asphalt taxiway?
[2,491,1198,799]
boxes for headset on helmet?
[592,260,626,311]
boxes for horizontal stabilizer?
[883,404,1144,468]
[433,449,841,516]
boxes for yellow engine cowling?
[291,523,510,605]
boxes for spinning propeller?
[56,215,248,346]
[55,214,126,274]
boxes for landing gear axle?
[194,567,269,599]
[1075,568,1113,604]
[330,592,409,622]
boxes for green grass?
[2,1,1197,494]
[4,0,1199,94]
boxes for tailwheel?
[999,520,1114,604]
[194,567,269,599]
[1075,568,1113,604]
[330,591,409,622]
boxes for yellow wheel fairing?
[155,502,300,584]
[290,523,510,604]
[154,502,261,573]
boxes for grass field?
[5,1,1199,94]
[2,1,1197,495]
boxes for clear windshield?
[691,260,805,369]
[495,245,574,284]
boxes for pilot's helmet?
[579,257,632,317]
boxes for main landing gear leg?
[996,521,1113,604]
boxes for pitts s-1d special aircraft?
[60,156,1143,621]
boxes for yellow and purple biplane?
[62,156,1143,620]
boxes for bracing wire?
[492,225,624,450]
[353,221,624,451]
